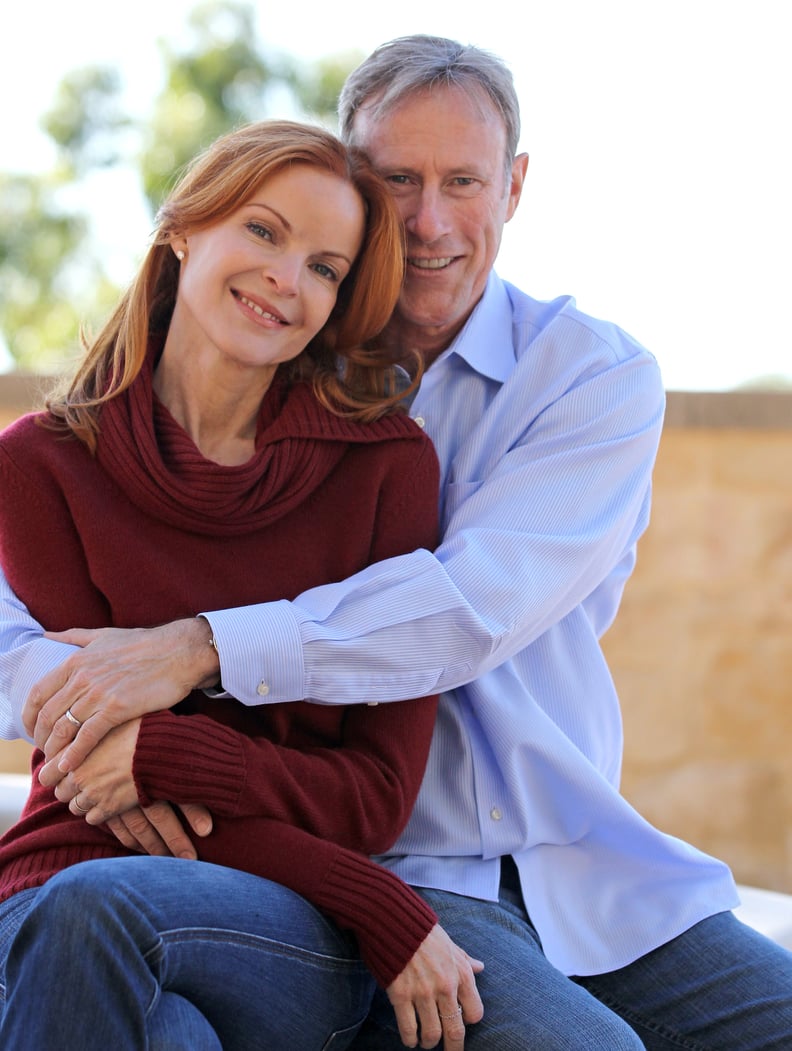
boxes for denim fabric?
[351,878,792,1051]
[576,909,792,1050]
[0,857,374,1050]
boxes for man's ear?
[505,152,529,222]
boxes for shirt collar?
[434,272,516,384]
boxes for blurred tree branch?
[0,0,360,371]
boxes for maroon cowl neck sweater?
[0,352,441,987]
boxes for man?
[2,35,791,1050]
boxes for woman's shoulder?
[0,411,81,470]
[287,381,433,448]
[1,411,50,448]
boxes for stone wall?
[1,377,790,890]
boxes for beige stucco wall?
[603,394,792,892]
[1,378,790,890]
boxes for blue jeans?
[0,856,374,1050]
[351,868,792,1050]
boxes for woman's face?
[170,165,366,373]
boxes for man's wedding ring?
[64,708,82,729]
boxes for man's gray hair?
[338,35,521,163]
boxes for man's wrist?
[190,617,221,689]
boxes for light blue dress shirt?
[0,272,737,975]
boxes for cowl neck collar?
[95,342,413,536]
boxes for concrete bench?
[1,772,790,950]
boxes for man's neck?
[383,318,463,374]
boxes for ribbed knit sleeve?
[190,814,438,988]
[134,710,246,815]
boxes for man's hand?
[386,924,484,1050]
[23,619,219,771]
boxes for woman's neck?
[153,351,277,467]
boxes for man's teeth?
[239,296,283,322]
[409,257,453,270]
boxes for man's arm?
[208,346,665,706]
[0,566,78,742]
[27,336,664,733]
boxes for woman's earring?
[176,250,185,261]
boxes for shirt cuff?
[200,600,306,706]
[0,638,79,742]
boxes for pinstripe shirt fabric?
[0,272,739,975]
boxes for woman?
[0,121,480,1049]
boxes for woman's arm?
[199,817,485,1044]
[131,693,437,855]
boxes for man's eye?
[386,175,411,186]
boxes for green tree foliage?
[0,0,359,371]
[42,66,130,176]
[286,51,364,126]
[141,2,278,211]
[0,173,87,371]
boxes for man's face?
[353,85,528,360]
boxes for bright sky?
[3,0,790,390]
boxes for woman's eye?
[311,262,338,281]
[246,222,274,241]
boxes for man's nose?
[405,188,451,244]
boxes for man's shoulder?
[502,279,654,368]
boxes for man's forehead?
[356,84,506,138]
[354,85,508,166]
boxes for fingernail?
[58,758,71,773]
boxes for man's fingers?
[52,711,118,772]
[44,628,103,647]
[25,671,73,743]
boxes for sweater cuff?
[133,710,244,812]
[320,851,437,988]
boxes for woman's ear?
[171,236,188,262]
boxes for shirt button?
[413,416,426,429]
[490,807,503,821]
[256,681,270,696]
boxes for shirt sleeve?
[205,347,665,706]
[0,503,81,743]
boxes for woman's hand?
[44,717,142,823]
[386,924,484,1050]
[23,619,219,771]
